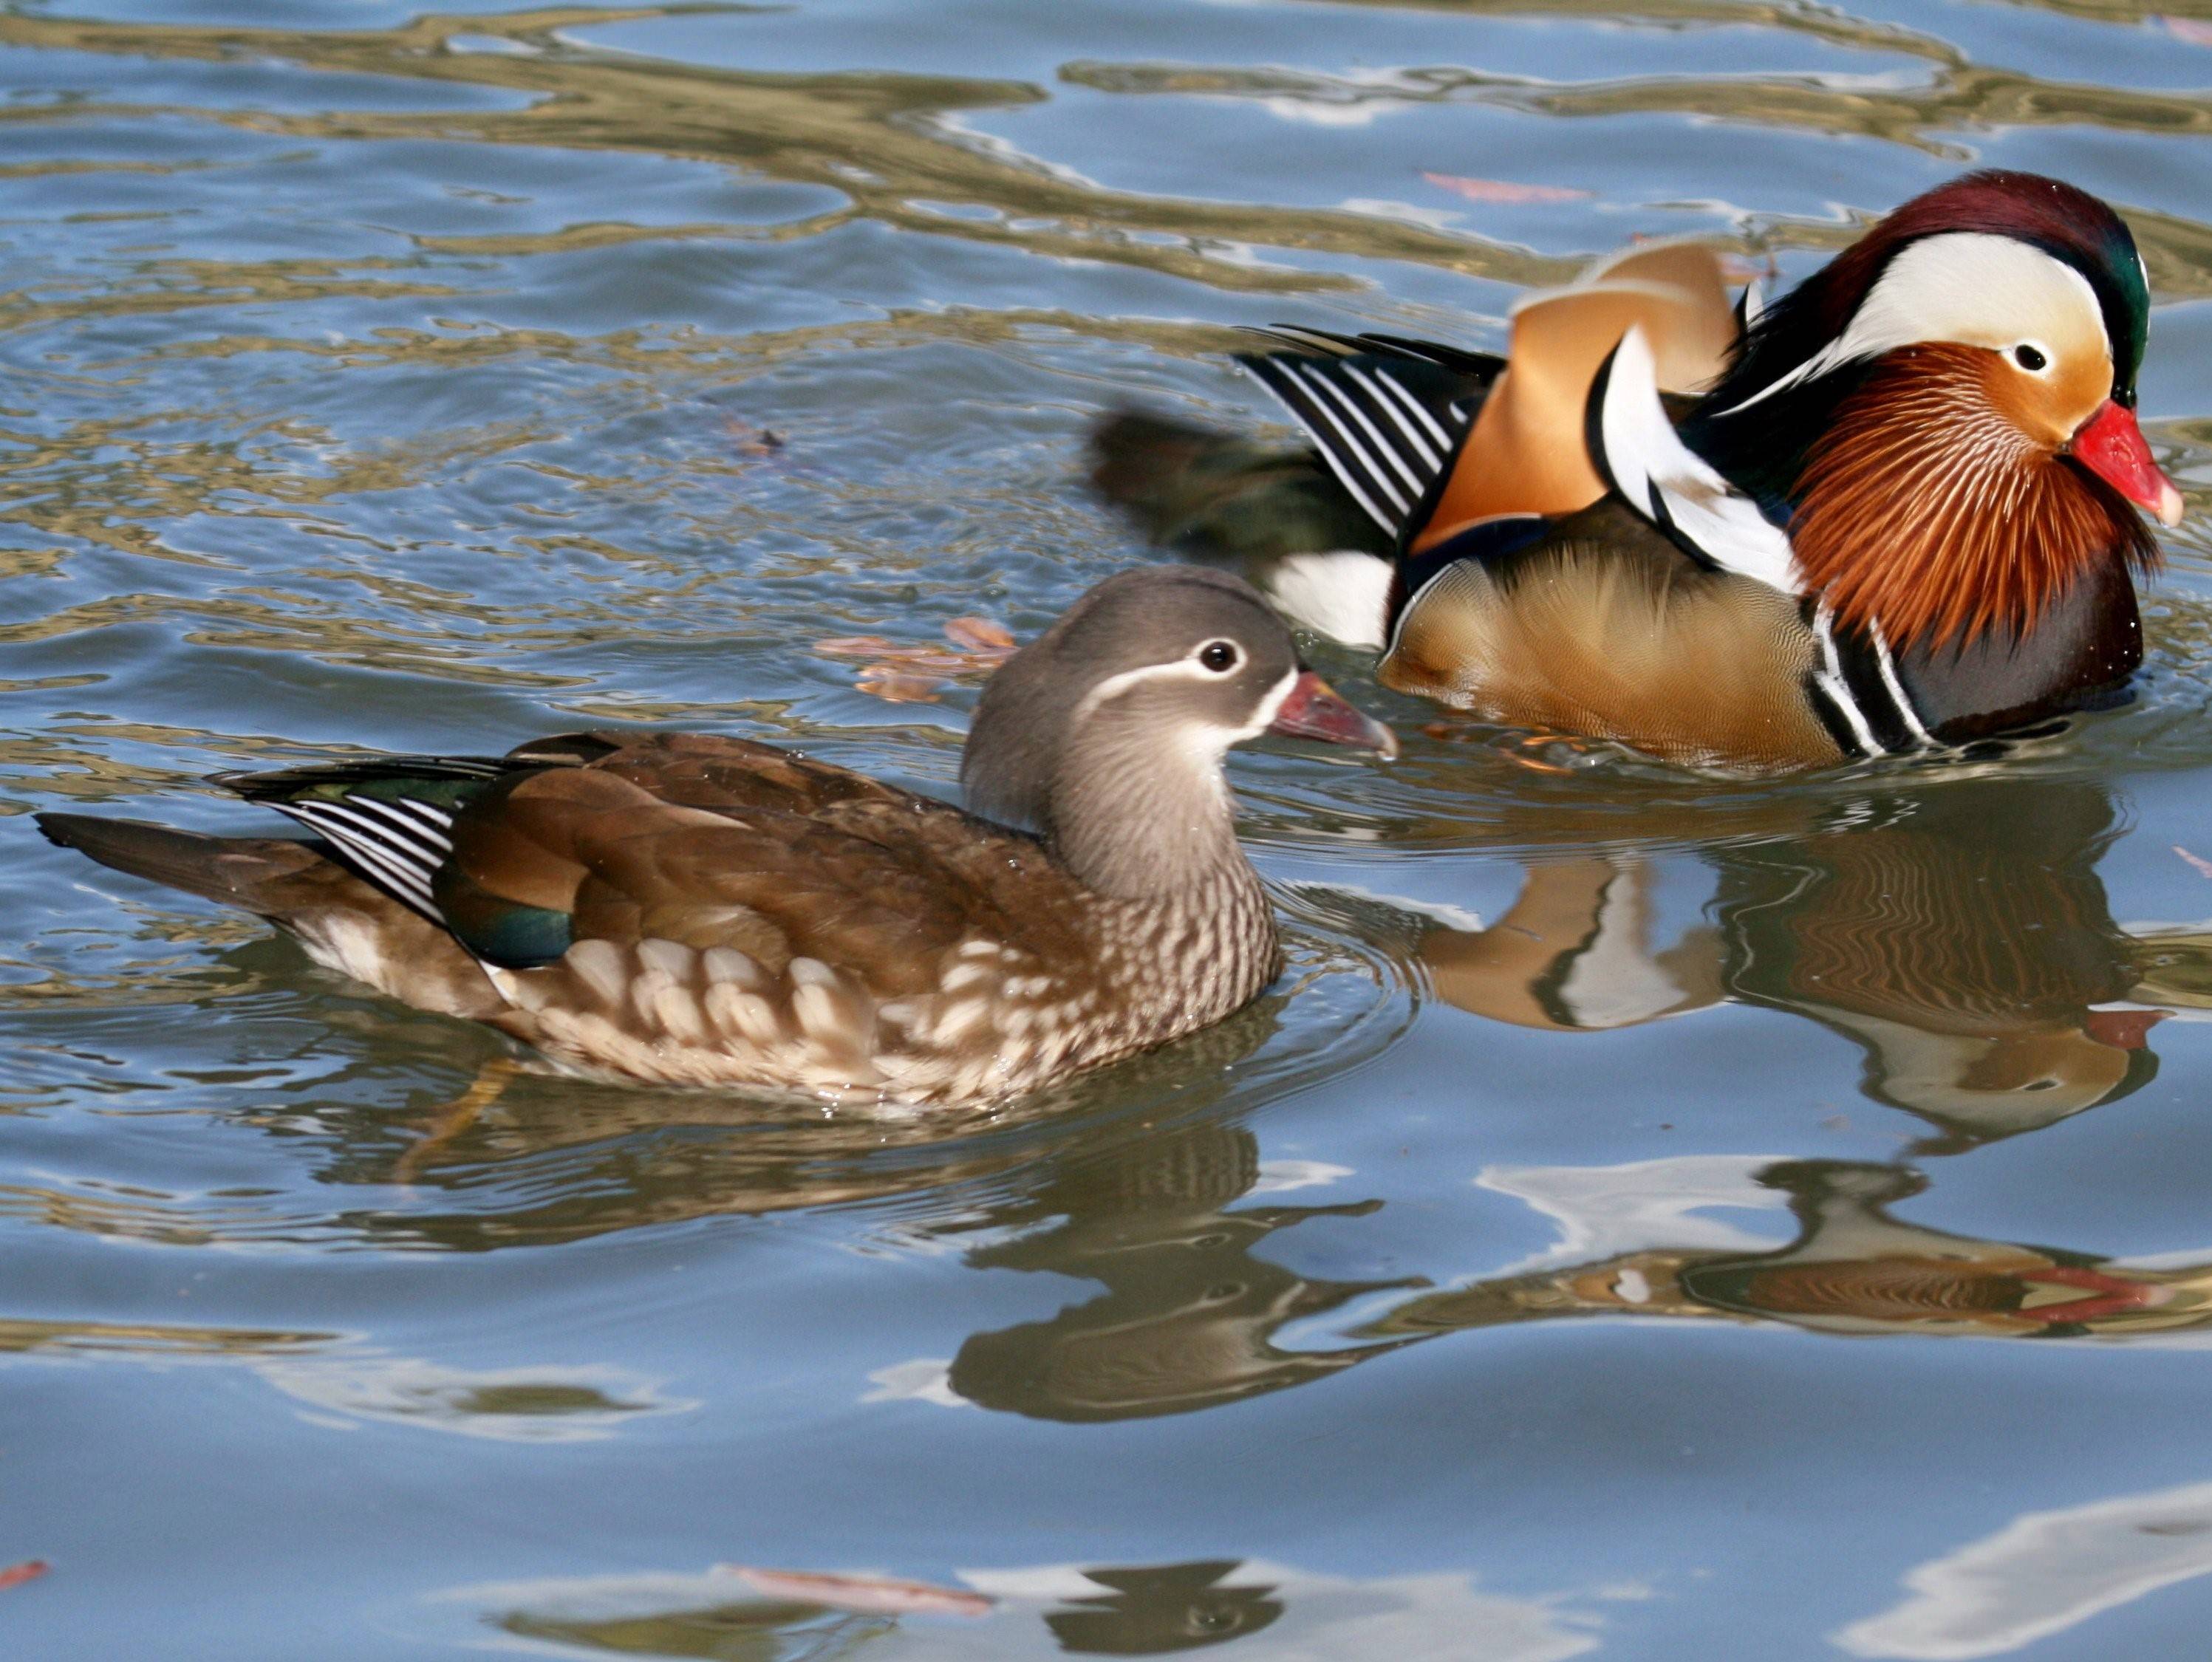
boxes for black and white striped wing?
[1235,334,1479,538]
[214,755,514,924]
[269,791,460,920]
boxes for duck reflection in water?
[1367,1157,2212,1344]
[948,1121,1417,1422]
[469,1554,1602,1658]
[1416,776,2159,1149]
[491,1559,1281,1658]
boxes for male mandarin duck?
[1093,171,2188,771]
[38,569,1394,1107]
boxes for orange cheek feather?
[1789,345,2160,648]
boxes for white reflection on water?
[861,1356,969,1408]
[450,1556,1613,1660]
[1476,1154,1800,1277]
[1837,1480,2212,1658]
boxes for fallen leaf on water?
[943,615,1017,657]
[813,635,901,660]
[856,647,987,674]
[717,1566,994,1618]
[2163,15,2212,46]
[826,615,1021,702]
[1422,171,1591,205]
[2174,844,2212,880]
[855,669,946,703]
[0,1561,49,1592]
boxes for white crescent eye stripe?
[1716,233,2109,415]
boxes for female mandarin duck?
[1093,171,2187,770]
[38,569,1393,1107]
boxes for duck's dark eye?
[1198,640,1239,673]
[2013,343,2048,372]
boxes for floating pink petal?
[2162,15,2212,45]
[720,1566,994,1618]
[1422,172,1591,205]
[0,1561,49,1593]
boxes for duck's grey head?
[963,567,1393,896]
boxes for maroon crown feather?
[1806,171,2140,358]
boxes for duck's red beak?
[1269,670,1398,759]
[2072,400,2185,527]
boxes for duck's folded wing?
[214,753,522,926]
[221,745,1042,986]
[513,730,917,821]
[1233,332,1490,538]
[1235,251,1749,559]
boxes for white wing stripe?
[1240,360,1397,532]
[1238,360,1389,528]
[1362,362,1451,455]
[378,796,458,849]
[1376,365,1455,453]
[297,803,439,894]
[1291,369,1416,506]
[293,818,436,914]
[1291,362,1424,513]
[281,800,442,913]
[1343,363,1444,470]
[332,796,451,865]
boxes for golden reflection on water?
[0,6,1530,295]
[0,1313,331,1355]
[1406,776,2155,1149]
[8,0,2205,312]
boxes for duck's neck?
[1048,724,1258,907]
[1779,346,2154,650]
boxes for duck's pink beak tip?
[1269,670,1399,760]
[2074,399,2185,528]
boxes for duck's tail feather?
[37,814,338,914]
[1088,410,1391,563]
